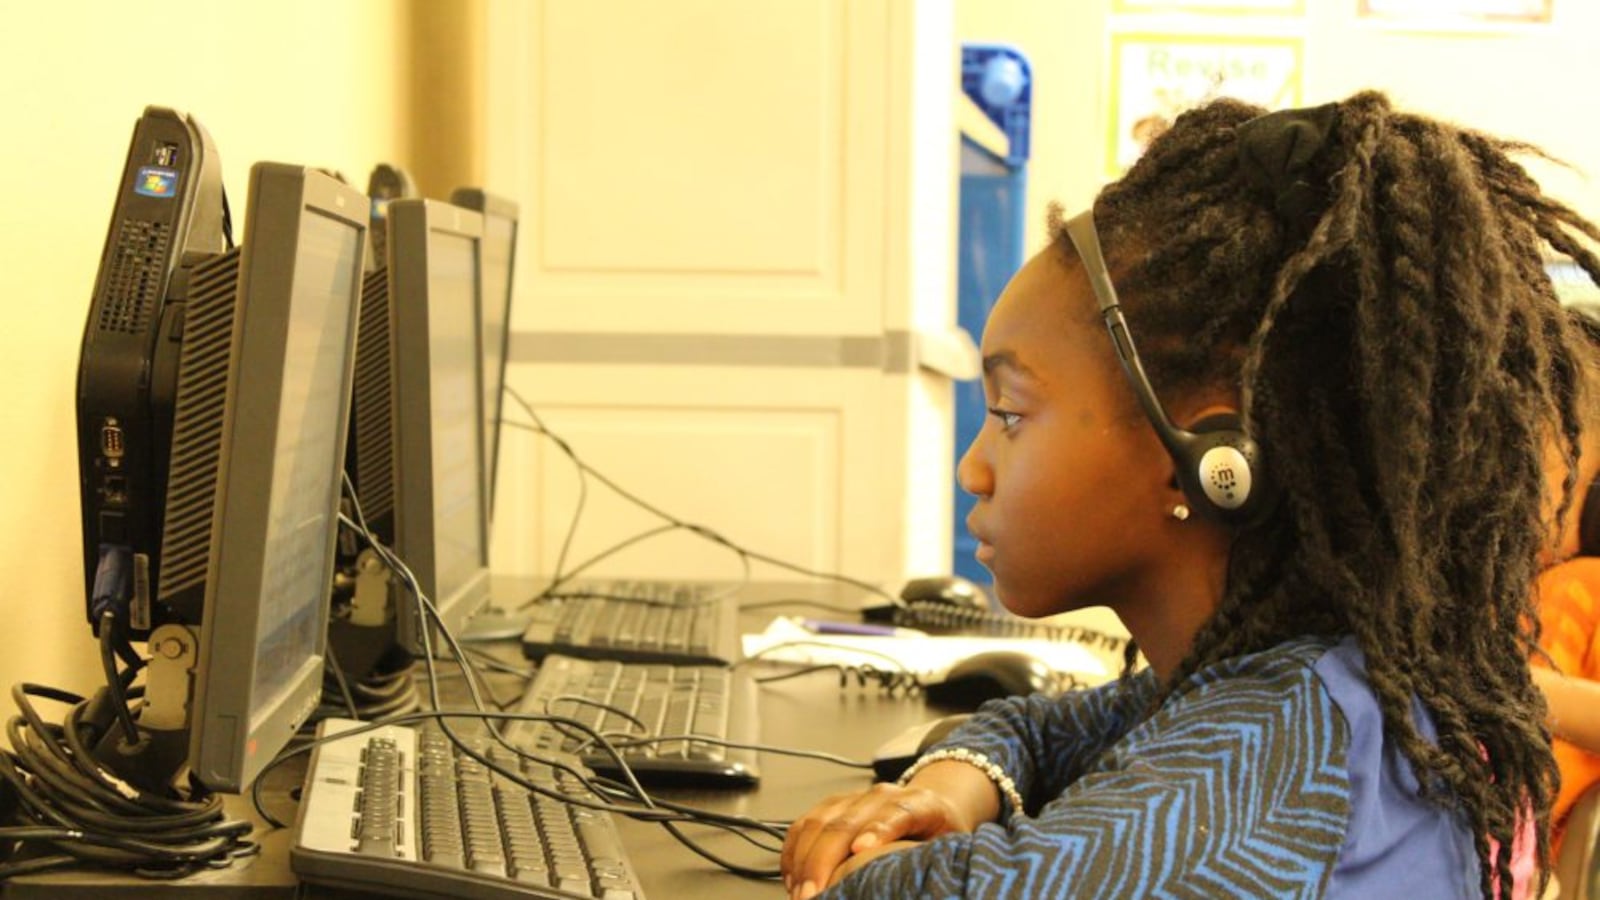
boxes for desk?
[2,581,968,899]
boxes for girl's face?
[957,247,1181,619]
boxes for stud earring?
[1169,503,1191,522]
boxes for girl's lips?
[975,541,995,564]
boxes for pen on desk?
[798,618,926,638]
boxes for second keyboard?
[506,655,761,788]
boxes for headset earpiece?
[1171,413,1269,524]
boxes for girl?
[781,91,1600,898]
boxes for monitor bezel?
[448,187,519,524]
[188,163,369,792]
[386,198,493,656]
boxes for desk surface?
[2,579,1111,899]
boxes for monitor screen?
[249,209,362,715]
[425,231,487,607]
[184,164,368,792]
[387,198,491,656]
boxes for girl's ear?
[1156,406,1243,500]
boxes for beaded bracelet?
[896,747,1025,817]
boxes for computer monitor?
[385,198,493,656]
[187,164,366,791]
[337,167,416,551]
[96,163,367,793]
[448,187,519,522]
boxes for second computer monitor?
[448,187,519,523]
[387,198,492,655]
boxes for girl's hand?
[781,782,975,899]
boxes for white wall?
[0,1,411,718]
[958,1,1600,255]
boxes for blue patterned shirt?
[826,636,1480,898]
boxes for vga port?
[100,420,125,458]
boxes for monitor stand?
[90,625,196,795]
[457,604,535,642]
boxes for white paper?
[742,617,1111,684]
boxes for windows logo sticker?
[134,166,179,199]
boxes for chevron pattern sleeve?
[919,669,1162,816]
[826,640,1354,899]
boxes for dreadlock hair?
[1051,90,1600,898]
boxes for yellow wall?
[958,1,1600,256]
[0,1,412,717]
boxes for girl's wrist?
[899,750,1020,823]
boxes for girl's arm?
[782,675,1156,896]
[819,660,1354,899]
[1532,665,1600,753]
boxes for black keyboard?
[291,718,646,900]
[506,655,760,788]
[520,582,740,667]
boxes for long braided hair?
[1059,91,1600,896]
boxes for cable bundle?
[0,682,255,880]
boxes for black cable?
[501,387,896,604]
[96,613,141,747]
[220,187,234,250]
[374,535,800,846]
[527,687,876,770]
[751,663,923,695]
[321,641,361,719]
[458,646,534,679]
[545,412,589,586]
[279,478,805,875]
[577,732,873,770]
[734,638,919,674]
[280,503,663,818]
[539,587,717,608]
[660,819,780,879]
[736,597,863,614]
[0,681,254,880]
[520,523,743,604]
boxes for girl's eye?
[987,407,1022,430]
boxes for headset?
[1062,209,1273,525]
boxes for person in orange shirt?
[1534,306,1600,858]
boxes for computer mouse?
[899,575,991,611]
[871,713,973,782]
[924,650,1056,710]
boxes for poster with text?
[1108,32,1303,175]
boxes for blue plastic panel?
[960,43,1032,167]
